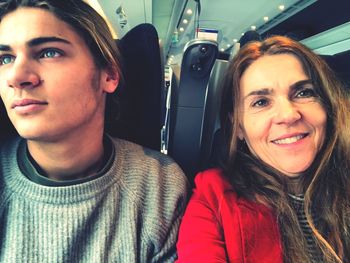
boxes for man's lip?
[271,132,309,142]
[11,99,48,108]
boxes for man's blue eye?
[0,55,14,65]
[42,50,61,58]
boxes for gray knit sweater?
[0,137,189,263]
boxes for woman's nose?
[273,98,301,125]
[6,57,41,89]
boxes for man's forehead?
[0,8,76,47]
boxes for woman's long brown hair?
[220,36,350,262]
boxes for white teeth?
[273,135,305,145]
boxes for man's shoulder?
[111,137,182,170]
[111,137,169,161]
[109,138,189,229]
[110,137,189,193]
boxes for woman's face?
[238,54,327,177]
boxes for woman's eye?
[41,49,62,58]
[0,55,15,65]
[296,88,316,98]
[252,98,269,107]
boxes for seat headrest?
[106,23,163,150]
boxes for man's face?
[0,7,118,142]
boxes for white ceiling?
[93,0,349,65]
[167,0,315,62]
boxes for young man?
[0,0,189,262]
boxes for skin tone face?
[238,54,327,177]
[0,7,119,179]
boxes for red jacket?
[176,169,283,263]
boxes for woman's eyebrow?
[243,80,313,101]
[290,79,313,90]
[243,88,272,101]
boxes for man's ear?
[102,67,120,93]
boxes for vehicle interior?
[1,0,349,184]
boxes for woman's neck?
[287,175,304,195]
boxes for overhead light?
[263,16,269,22]
[186,9,193,15]
[278,5,285,11]
[179,27,185,32]
[251,25,256,30]
[183,19,188,24]
[233,39,238,43]
[220,48,225,52]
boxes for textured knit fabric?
[176,168,283,263]
[0,137,189,263]
[289,194,324,262]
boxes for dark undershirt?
[289,194,324,262]
[17,136,115,187]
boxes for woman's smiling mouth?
[272,133,308,145]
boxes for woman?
[176,36,350,263]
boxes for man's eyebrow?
[27,36,72,47]
[0,44,11,51]
[0,37,71,52]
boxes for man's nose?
[6,57,41,89]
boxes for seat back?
[199,59,229,170]
[106,23,163,150]
[0,101,17,141]
[167,39,218,181]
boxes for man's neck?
[27,136,105,181]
